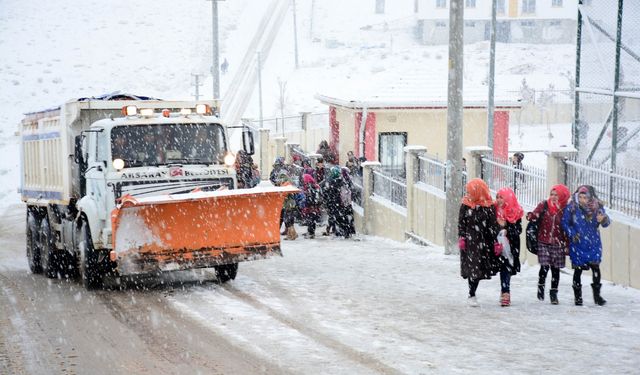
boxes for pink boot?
[500,292,511,307]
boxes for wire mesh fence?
[565,158,640,219]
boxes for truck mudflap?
[110,185,298,275]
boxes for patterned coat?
[458,204,501,280]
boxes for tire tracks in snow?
[99,288,287,374]
[0,272,78,374]
[223,284,404,375]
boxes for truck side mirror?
[74,135,84,165]
[242,127,255,156]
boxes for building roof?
[316,74,522,110]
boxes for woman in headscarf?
[458,178,501,306]
[526,184,570,304]
[561,185,610,306]
[494,187,524,307]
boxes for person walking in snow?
[458,178,501,306]
[561,185,610,306]
[300,173,322,238]
[323,166,353,238]
[234,150,255,188]
[269,157,288,186]
[277,172,304,241]
[526,184,570,304]
[494,187,523,307]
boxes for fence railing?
[351,173,364,208]
[565,159,640,219]
[417,155,467,193]
[481,156,547,209]
[373,170,407,208]
[248,112,329,135]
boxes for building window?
[552,0,563,6]
[497,0,506,14]
[521,20,535,27]
[465,20,476,27]
[436,21,447,28]
[378,132,407,177]
[465,0,476,8]
[436,0,447,8]
[522,0,536,14]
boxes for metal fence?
[481,156,547,209]
[565,159,640,219]
[372,170,407,208]
[417,154,467,193]
[351,173,364,208]
[249,112,329,135]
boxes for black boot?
[592,283,607,306]
[550,289,559,305]
[537,284,545,301]
[573,284,583,306]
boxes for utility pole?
[292,0,299,69]
[257,51,264,129]
[487,0,497,149]
[445,0,464,255]
[207,0,224,100]
[191,73,203,100]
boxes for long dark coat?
[498,219,522,275]
[458,204,501,280]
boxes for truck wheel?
[39,217,59,278]
[26,211,42,274]
[77,222,102,290]
[215,263,238,283]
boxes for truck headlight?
[113,158,125,171]
[224,152,235,167]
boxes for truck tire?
[39,217,59,278]
[77,222,103,290]
[26,211,42,274]
[215,263,238,283]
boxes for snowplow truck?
[20,94,296,289]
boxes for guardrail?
[565,159,640,219]
[481,156,547,209]
[373,170,407,208]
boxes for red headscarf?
[548,184,570,215]
[462,178,493,209]
[495,187,523,224]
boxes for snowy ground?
[168,229,640,374]
[1,200,638,374]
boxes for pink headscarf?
[495,187,523,224]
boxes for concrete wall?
[367,196,407,242]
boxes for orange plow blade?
[110,186,298,275]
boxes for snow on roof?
[316,72,522,109]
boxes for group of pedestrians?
[270,155,356,241]
[458,178,610,307]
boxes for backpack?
[525,201,548,255]
[339,185,352,206]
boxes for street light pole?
[292,0,299,69]
[487,0,497,149]
[445,0,464,255]
[208,0,223,100]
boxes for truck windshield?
[111,123,226,167]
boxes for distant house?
[415,0,577,45]
[315,85,521,175]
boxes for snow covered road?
[1,203,639,374]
